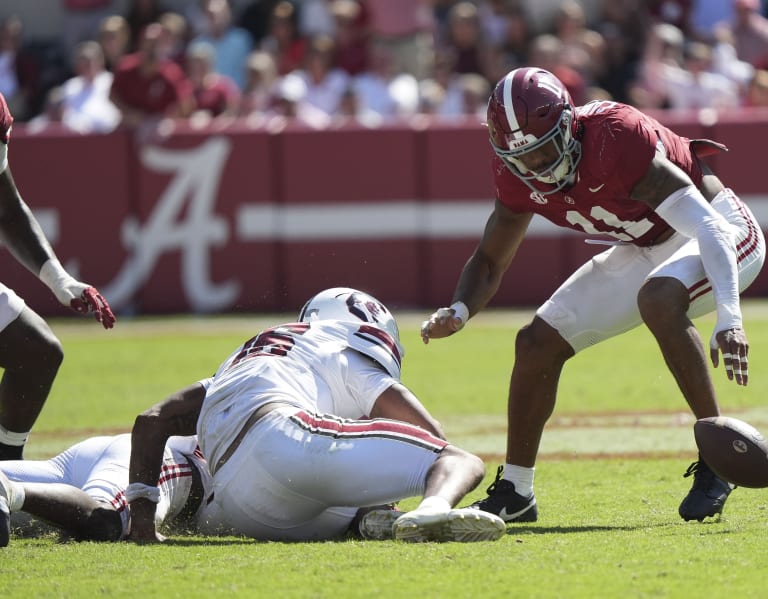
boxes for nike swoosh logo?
[498,499,537,521]
[589,184,606,192]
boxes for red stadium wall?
[4,113,768,316]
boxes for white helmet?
[298,287,405,360]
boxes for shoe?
[0,469,18,547]
[679,460,732,521]
[393,507,505,543]
[358,508,404,540]
[465,465,538,523]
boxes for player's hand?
[70,286,116,329]
[40,260,116,329]
[127,527,167,544]
[710,327,749,386]
[420,307,465,344]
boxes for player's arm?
[0,163,116,328]
[127,382,206,543]
[631,152,744,382]
[421,201,533,342]
[369,383,446,440]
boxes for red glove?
[70,287,116,329]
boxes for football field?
[5,302,768,598]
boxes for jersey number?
[565,206,654,241]
[229,323,310,367]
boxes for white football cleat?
[357,508,404,540]
[393,507,506,543]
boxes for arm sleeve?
[654,184,741,336]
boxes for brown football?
[694,416,768,488]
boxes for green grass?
[8,302,768,598]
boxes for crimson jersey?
[0,91,12,143]
[111,53,192,116]
[494,101,708,246]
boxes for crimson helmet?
[298,287,405,358]
[486,67,581,194]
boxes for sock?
[415,496,451,514]
[6,482,24,512]
[0,426,29,461]
[502,464,535,497]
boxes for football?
[693,416,768,488]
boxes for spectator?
[237,0,281,47]
[192,0,253,90]
[665,42,740,110]
[24,86,66,133]
[59,41,120,133]
[351,43,419,121]
[629,22,686,109]
[239,50,278,115]
[259,0,307,76]
[157,11,190,68]
[125,0,167,52]
[416,78,445,115]
[658,41,740,111]
[527,33,587,105]
[689,0,734,42]
[552,0,607,85]
[440,2,493,80]
[297,0,335,39]
[0,16,26,118]
[715,0,768,68]
[648,0,693,33]
[364,0,435,80]
[744,67,768,106]
[109,22,194,128]
[487,2,531,82]
[98,15,131,72]
[437,72,490,120]
[186,41,241,119]
[61,0,115,60]
[281,35,348,118]
[331,0,370,76]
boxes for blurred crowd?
[2,0,768,136]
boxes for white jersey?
[198,320,400,469]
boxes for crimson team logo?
[530,192,548,205]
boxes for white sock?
[8,482,24,512]
[415,495,451,514]
[502,464,535,497]
[0,424,29,446]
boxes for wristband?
[125,483,161,503]
[450,301,469,324]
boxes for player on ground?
[0,432,210,547]
[0,91,115,466]
[421,67,766,523]
[127,287,506,543]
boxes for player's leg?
[0,298,63,460]
[473,242,679,522]
[205,408,502,541]
[1,435,129,542]
[640,189,765,521]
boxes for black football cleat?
[465,465,538,523]
[678,459,733,522]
